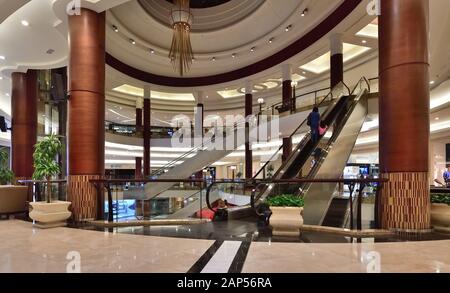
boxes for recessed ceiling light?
[5,93,10,97]
[250,47,255,52]
[129,39,136,45]
[150,49,155,54]
[0,77,3,80]
[212,57,216,61]
[362,40,367,44]
[46,49,55,55]
[269,37,274,44]
[112,25,119,32]
[430,80,435,85]
[435,117,440,120]
[21,20,30,26]
[285,25,292,32]
[0,56,5,60]
[205,96,209,99]
[232,53,236,58]
[301,8,308,17]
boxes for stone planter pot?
[431,203,450,233]
[29,201,72,229]
[269,207,303,236]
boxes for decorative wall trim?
[381,172,431,231]
[68,175,100,221]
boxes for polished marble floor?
[243,240,450,273]
[0,220,214,273]
[0,220,449,273]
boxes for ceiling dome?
[138,0,265,32]
[165,0,231,9]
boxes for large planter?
[0,185,28,216]
[431,203,450,232]
[269,207,303,236]
[29,201,72,229]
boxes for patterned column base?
[380,172,431,231]
[67,175,100,222]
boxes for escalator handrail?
[299,77,371,194]
[150,120,249,176]
[252,78,369,205]
[253,81,350,179]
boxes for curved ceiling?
[165,0,231,9]
[140,0,264,32]
[106,0,347,79]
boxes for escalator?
[231,78,370,227]
[124,100,306,202]
[224,82,351,218]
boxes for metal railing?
[204,178,387,230]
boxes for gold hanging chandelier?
[169,0,194,77]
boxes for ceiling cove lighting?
[356,23,379,39]
[300,43,371,74]
[112,84,195,101]
[217,89,243,99]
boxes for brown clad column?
[143,86,151,176]
[135,157,142,179]
[245,82,253,180]
[379,0,430,231]
[136,98,143,135]
[281,64,293,162]
[11,70,37,187]
[281,64,293,112]
[67,9,105,221]
[330,34,343,89]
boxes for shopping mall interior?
[0,0,449,274]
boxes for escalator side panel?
[282,96,350,179]
[303,95,368,225]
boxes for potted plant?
[431,193,450,232]
[266,194,304,236]
[0,148,14,185]
[0,148,29,217]
[29,134,71,228]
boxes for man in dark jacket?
[308,107,320,143]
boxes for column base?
[380,172,430,231]
[67,175,100,222]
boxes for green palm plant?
[32,134,62,203]
[0,148,14,185]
